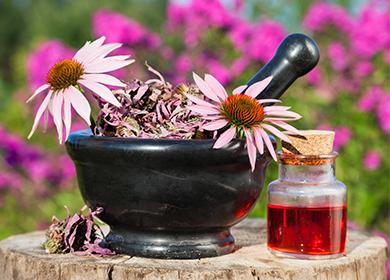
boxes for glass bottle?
[267,152,347,259]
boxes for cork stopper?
[282,130,335,155]
[280,130,336,165]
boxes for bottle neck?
[277,153,338,184]
[279,163,336,183]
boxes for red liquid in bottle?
[267,204,347,255]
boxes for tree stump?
[0,219,387,280]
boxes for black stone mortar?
[66,130,274,259]
[66,33,319,259]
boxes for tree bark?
[0,219,387,280]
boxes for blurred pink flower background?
[0,1,388,272]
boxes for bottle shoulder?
[268,179,346,191]
[267,179,347,207]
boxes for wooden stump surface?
[0,218,387,280]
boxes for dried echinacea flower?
[27,36,134,143]
[43,206,113,256]
[96,63,205,139]
[44,216,66,254]
[187,73,302,171]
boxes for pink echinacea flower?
[187,73,301,171]
[27,36,134,143]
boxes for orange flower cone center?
[47,59,84,91]
[222,94,264,127]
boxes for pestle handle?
[246,33,320,100]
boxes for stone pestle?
[245,33,320,102]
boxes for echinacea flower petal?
[213,126,236,149]
[245,76,272,99]
[63,94,72,141]
[74,37,106,62]
[43,109,49,131]
[82,43,122,64]
[67,86,91,125]
[244,128,257,171]
[257,99,281,104]
[266,110,302,119]
[202,119,229,131]
[192,72,221,103]
[263,117,299,121]
[264,106,291,112]
[204,74,228,100]
[266,110,296,116]
[261,123,292,143]
[73,41,91,62]
[84,36,106,53]
[103,55,131,61]
[233,85,247,95]
[133,84,149,101]
[186,93,218,108]
[82,73,126,87]
[264,120,302,135]
[259,128,277,161]
[187,105,221,115]
[28,91,53,139]
[51,92,64,144]
[79,79,121,108]
[84,59,134,73]
[27,84,50,103]
[253,127,264,154]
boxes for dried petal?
[96,64,205,139]
[43,206,113,256]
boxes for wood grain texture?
[0,219,387,280]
